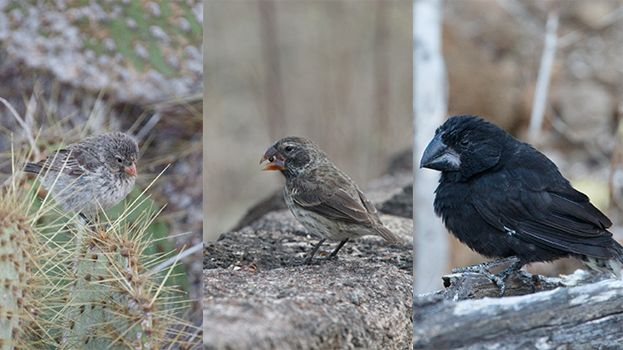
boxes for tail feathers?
[610,241,623,278]
[23,162,42,174]
[581,241,623,278]
[375,224,403,244]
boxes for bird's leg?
[451,256,523,296]
[497,258,524,281]
[304,239,326,264]
[327,239,349,260]
[494,259,538,294]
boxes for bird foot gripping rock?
[446,257,529,297]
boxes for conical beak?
[124,163,137,176]
[420,134,461,171]
[260,146,286,171]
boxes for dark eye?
[284,146,294,153]
[460,139,469,146]
[116,156,123,164]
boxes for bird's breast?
[434,180,515,258]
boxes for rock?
[380,184,412,219]
[553,80,614,141]
[568,0,618,30]
[204,208,413,349]
[207,210,412,271]
[386,148,413,175]
[230,191,287,232]
[443,1,532,132]
[205,262,412,350]
[0,1,202,104]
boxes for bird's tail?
[375,224,403,244]
[609,241,623,278]
[581,241,623,279]
[23,162,41,174]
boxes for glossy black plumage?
[422,115,623,274]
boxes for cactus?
[0,217,31,349]
[0,150,198,349]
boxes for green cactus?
[0,219,29,349]
[0,150,197,349]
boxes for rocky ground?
[204,170,413,349]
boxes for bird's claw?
[452,257,524,297]
[303,256,316,265]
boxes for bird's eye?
[116,156,123,163]
[284,146,294,153]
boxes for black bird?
[420,115,623,292]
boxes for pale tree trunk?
[413,0,448,294]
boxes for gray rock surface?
[205,262,412,350]
[205,182,413,349]
[0,1,202,104]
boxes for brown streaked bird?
[261,136,402,263]
[24,132,139,220]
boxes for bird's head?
[260,137,325,179]
[103,132,139,177]
[420,115,508,179]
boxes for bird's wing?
[34,149,86,176]
[472,166,614,259]
[291,184,374,225]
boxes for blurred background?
[432,0,623,278]
[205,0,412,241]
[206,0,623,279]
[0,0,203,339]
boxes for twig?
[528,10,559,142]
[150,241,202,274]
[135,112,161,142]
[558,5,623,48]
[0,97,40,159]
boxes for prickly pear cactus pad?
[0,0,202,103]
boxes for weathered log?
[413,270,623,349]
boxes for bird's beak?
[420,134,461,171]
[124,163,137,176]
[260,146,286,171]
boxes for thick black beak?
[420,134,461,171]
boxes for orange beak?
[124,163,137,176]
[260,147,286,171]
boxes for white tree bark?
[528,10,559,142]
[414,270,623,349]
[413,0,448,294]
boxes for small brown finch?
[24,132,139,219]
[261,137,402,263]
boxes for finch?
[24,132,139,219]
[261,136,402,263]
[420,115,623,289]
